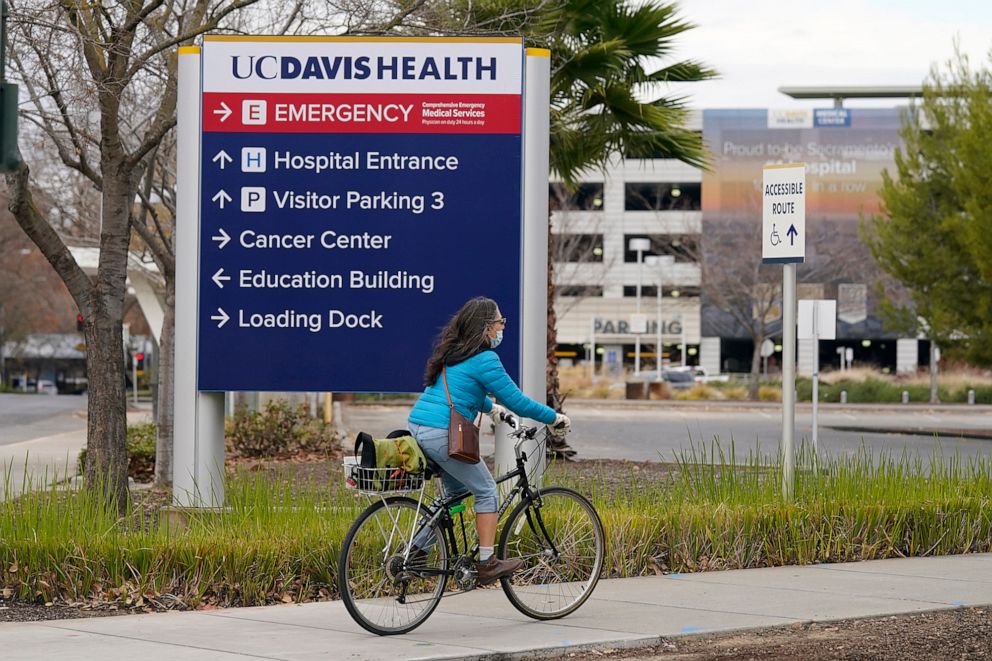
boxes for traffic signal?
[135,352,145,370]
[76,314,84,332]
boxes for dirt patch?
[0,599,131,622]
[565,607,992,661]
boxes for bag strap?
[441,366,454,408]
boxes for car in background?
[637,370,696,390]
[35,379,58,395]
[671,366,731,384]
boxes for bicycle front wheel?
[338,497,447,635]
[498,487,605,619]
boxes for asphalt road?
[0,393,87,446]
[341,402,992,463]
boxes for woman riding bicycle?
[407,296,570,586]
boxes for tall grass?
[2,446,991,608]
[0,470,362,607]
[551,441,992,574]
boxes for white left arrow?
[212,150,232,169]
[211,308,230,328]
[211,190,231,209]
[213,102,232,122]
[212,268,231,289]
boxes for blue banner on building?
[814,108,851,127]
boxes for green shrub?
[675,384,723,401]
[758,385,781,402]
[226,400,337,458]
[77,423,157,482]
[943,384,992,404]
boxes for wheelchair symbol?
[769,223,782,247]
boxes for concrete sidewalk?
[3,554,990,660]
[0,429,84,500]
[1,406,153,500]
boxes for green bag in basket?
[353,429,427,490]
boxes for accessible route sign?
[761,163,806,264]
[197,36,525,392]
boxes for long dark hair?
[424,297,500,387]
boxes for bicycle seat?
[424,456,443,480]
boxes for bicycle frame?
[363,424,555,580]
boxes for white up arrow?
[212,268,231,289]
[213,102,232,122]
[211,190,231,209]
[212,150,232,169]
[211,228,231,249]
[211,308,230,328]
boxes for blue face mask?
[491,330,503,348]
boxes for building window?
[558,285,604,297]
[624,182,701,211]
[622,234,698,263]
[623,286,700,298]
[550,183,604,211]
[553,233,605,263]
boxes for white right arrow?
[212,150,233,169]
[212,228,231,249]
[211,308,230,328]
[212,268,231,289]
[213,102,232,122]
[211,190,232,209]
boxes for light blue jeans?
[408,422,498,550]
[408,422,498,512]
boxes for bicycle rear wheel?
[498,487,605,619]
[338,496,447,635]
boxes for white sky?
[667,0,992,109]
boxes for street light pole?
[645,255,674,380]
[629,238,652,376]
[635,247,643,375]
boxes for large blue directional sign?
[198,36,524,392]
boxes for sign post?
[762,163,806,500]
[798,299,836,453]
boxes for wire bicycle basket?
[343,461,426,494]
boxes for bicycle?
[338,418,606,636]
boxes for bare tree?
[703,211,876,400]
[3,0,280,508]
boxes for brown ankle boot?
[475,556,525,586]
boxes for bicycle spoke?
[499,488,604,620]
[340,498,447,635]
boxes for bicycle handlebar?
[503,414,566,460]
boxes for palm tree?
[426,0,715,455]
[542,0,715,455]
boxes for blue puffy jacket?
[408,350,556,429]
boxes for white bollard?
[902,390,909,404]
[968,389,976,405]
[840,390,847,404]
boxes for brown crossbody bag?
[441,366,480,464]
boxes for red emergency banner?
[202,92,521,134]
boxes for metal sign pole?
[174,45,225,508]
[782,263,797,500]
[811,304,819,454]
[497,47,550,487]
